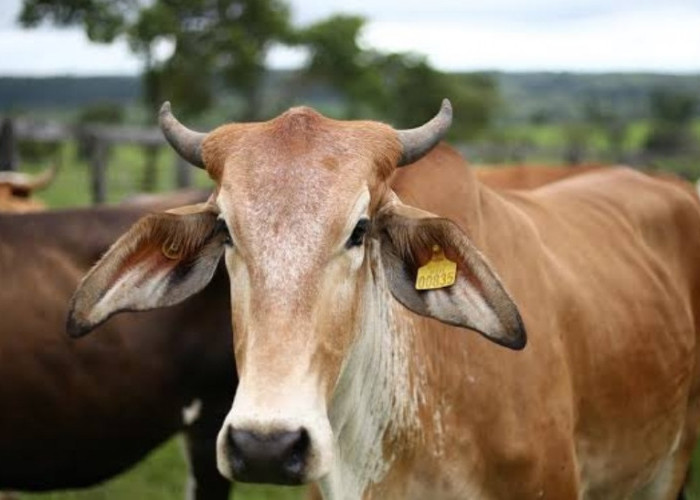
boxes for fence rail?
[0,117,189,203]
[2,116,695,203]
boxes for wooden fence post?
[90,139,107,204]
[141,144,159,191]
[0,118,17,171]
[175,155,192,188]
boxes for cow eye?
[216,218,233,246]
[346,219,369,248]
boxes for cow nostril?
[227,427,310,484]
[284,428,310,476]
[227,426,246,474]
[227,425,235,448]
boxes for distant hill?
[1,72,698,123]
[492,72,700,123]
[0,76,141,112]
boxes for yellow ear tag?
[161,241,182,260]
[415,245,457,290]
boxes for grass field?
[11,138,700,499]
[29,143,213,209]
[19,118,700,210]
[18,437,700,500]
[20,438,306,500]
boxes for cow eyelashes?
[215,218,233,246]
[346,218,370,248]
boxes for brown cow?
[0,165,57,212]
[474,163,603,190]
[69,101,700,499]
[474,164,694,194]
[0,192,234,499]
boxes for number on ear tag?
[415,245,457,290]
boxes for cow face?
[68,101,525,486]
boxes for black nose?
[227,427,310,484]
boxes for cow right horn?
[396,99,452,167]
[159,102,207,169]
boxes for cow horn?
[396,99,453,167]
[159,102,207,169]
[0,163,58,191]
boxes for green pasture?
[16,117,700,211]
[20,439,306,500]
[12,135,700,499]
[18,437,700,499]
[26,143,212,209]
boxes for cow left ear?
[67,203,226,338]
[374,199,526,350]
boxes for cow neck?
[392,158,486,249]
[472,178,546,270]
[323,242,421,499]
[322,164,505,498]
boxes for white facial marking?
[182,399,202,426]
[321,242,421,499]
[237,171,331,299]
[216,374,334,482]
[215,178,397,492]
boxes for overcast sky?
[1,0,699,75]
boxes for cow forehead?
[202,106,400,188]
[217,146,370,249]
[208,107,398,253]
[208,108,396,298]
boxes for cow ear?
[67,203,226,338]
[374,199,526,350]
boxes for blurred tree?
[77,102,125,124]
[17,139,62,164]
[529,109,551,126]
[649,89,697,125]
[19,0,291,120]
[293,15,497,140]
[644,89,698,156]
[19,0,132,42]
[376,55,498,140]
[583,98,628,162]
[291,14,383,118]
[562,123,591,165]
[75,102,125,163]
[20,2,498,141]
[21,0,290,192]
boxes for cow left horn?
[396,99,452,167]
[159,102,207,169]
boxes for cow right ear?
[373,196,526,350]
[67,203,227,338]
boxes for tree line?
[11,0,700,175]
[18,0,496,140]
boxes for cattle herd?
[1,99,700,500]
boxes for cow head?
[68,101,525,486]
[0,164,57,212]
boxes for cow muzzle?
[216,381,334,484]
[226,426,310,484]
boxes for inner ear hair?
[376,214,459,270]
[128,211,220,261]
